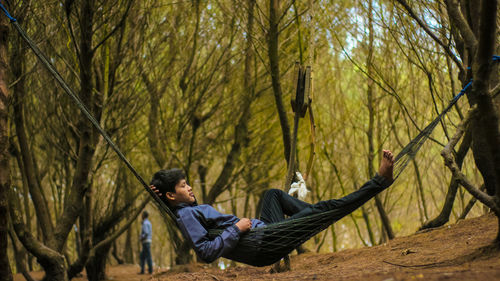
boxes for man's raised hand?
[150,185,162,197]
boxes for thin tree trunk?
[458,184,485,220]
[121,169,135,264]
[0,10,13,281]
[69,198,149,279]
[412,159,429,223]
[421,130,471,229]
[360,206,376,245]
[468,0,500,240]
[373,197,393,240]
[55,0,98,252]
[330,225,337,252]
[61,2,99,278]
[205,0,255,205]
[11,28,54,245]
[85,244,112,281]
[8,229,35,281]
[9,193,67,281]
[268,0,292,272]
[268,0,292,166]
[366,0,394,240]
[122,228,134,264]
[111,242,124,265]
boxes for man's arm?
[177,208,243,263]
[140,221,147,241]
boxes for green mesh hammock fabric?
[208,196,373,266]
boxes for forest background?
[0,0,499,281]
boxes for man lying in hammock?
[149,150,394,264]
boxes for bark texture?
[0,9,13,281]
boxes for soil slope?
[15,213,500,281]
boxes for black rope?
[3,10,177,221]
[393,80,471,179]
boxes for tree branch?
[394,0,465,73]
[441,108,500,214]
[8,189,63,264]
[491,82,500,98]
[68,197,150,278]
[91,197,149,257]
[91,0,133,54]
[444,0,478,52]
[206,103,252,205]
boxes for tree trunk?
[205,0,255,205]
[373,197,394,240]
[7,4,71,280]
[421,130,471,229]
[38,257,67,281]
[469,0,500,241]
[9,187,68,280]
[8,227,35,281]
[447,0,500,197]
[11,43,54,244]
[10,145,34,270]
[360,206,375,245]
[85,244,112,281]
[412,159,428,223]
[268,0,292,166]
[0,10,13,281]
[54,0,99,253]
[111,242,124,264]
[175,240,193,265]
[366,0,394,240]
[458,184,485,220]
[122,228,134,264]
[69,194,149,279]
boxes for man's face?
[169,179,195,205]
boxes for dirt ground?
[15,213,500,281]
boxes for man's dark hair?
[142,211,149,218]
[150,168,186,197]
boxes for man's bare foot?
[378,150,394,181]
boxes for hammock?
[0,4,481,267]
[206,84,469,266]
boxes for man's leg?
[258,188,312,224]
[144,242,153,274]
[290,150,394,221]
[291,174,392,220]
[139,244,145,274]
[259,150,394,224]
[257,188,312,271]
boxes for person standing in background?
[139,211,153,274]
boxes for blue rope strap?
[458,56,500,100]
[453,80,472,102]
[0,2,16,22]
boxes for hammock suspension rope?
[0,3,176,221]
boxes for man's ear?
[165,192,176,201]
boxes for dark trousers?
[140,242,153,274]
[258,175,391,224]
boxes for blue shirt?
[175,204,266,263]
[141,218,152,243]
